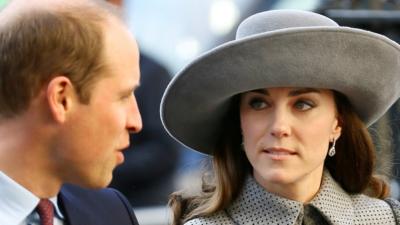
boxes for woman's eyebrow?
[288,88,320,97]
[247,88,320,96]
[248,89,269,95]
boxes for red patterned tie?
[36,199,54,225]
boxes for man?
[106,0,180,207]
[0,0,142,224]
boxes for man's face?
[56,18,142,188]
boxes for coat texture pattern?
[185,172,400,225]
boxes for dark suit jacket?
[58,184,139,225]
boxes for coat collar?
[309,171,354,224]
[226,171,355,225]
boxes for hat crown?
[236,9,339,39]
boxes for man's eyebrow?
[121,83,140,96]
[288,88,320,96]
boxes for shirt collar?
[226,170,355,225]
[49,197,64,220]
[0,171,64,225]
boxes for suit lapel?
[58,187,99,225]
[57,185,138,225]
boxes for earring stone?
[328,146,335,157]
[328,138,336,157]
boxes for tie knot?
[36,199,54,225]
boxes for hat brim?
[161,26,400,155]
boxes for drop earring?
[328,138,336,157]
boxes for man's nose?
[127,95,143,133]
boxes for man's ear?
[46,76,77,123]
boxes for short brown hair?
[0,2,117,118]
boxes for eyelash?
[294,99,315,111]
[248,97,269,110]
[247,97,315,111]
[121,93,133,100]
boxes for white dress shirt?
[0,171,64,225]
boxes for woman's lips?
[262,147,297,160]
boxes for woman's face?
[240,87,341,199]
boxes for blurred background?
[2,0,400,224]
[122,0,400,224]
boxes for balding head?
[0,0,117,24]
[0,0,126,118]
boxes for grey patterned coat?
[185,172,400,225]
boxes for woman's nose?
[269,108,291,138]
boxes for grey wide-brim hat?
[161,9,400,155]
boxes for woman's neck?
[254,167,324,203]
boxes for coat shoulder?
[351,194,397,223]
[184,210,234,225]
[385,198,400,223]
[351,194,393,210]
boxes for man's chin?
[67,175,113,190]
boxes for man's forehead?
[5,0,96,9]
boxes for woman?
[161,10,400,224]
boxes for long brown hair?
[169,91,389,225]
[326,91,390,198]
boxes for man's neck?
[0,114,62,198]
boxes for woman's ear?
[46,76,76,123]
[332,116,342,140]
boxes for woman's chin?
[254,170,294,187]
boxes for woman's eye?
[294,100,314,111]
[249,98,268,110]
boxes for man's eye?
[121,93,133,100]
[249,98,268,110]
[294,100,314,111]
